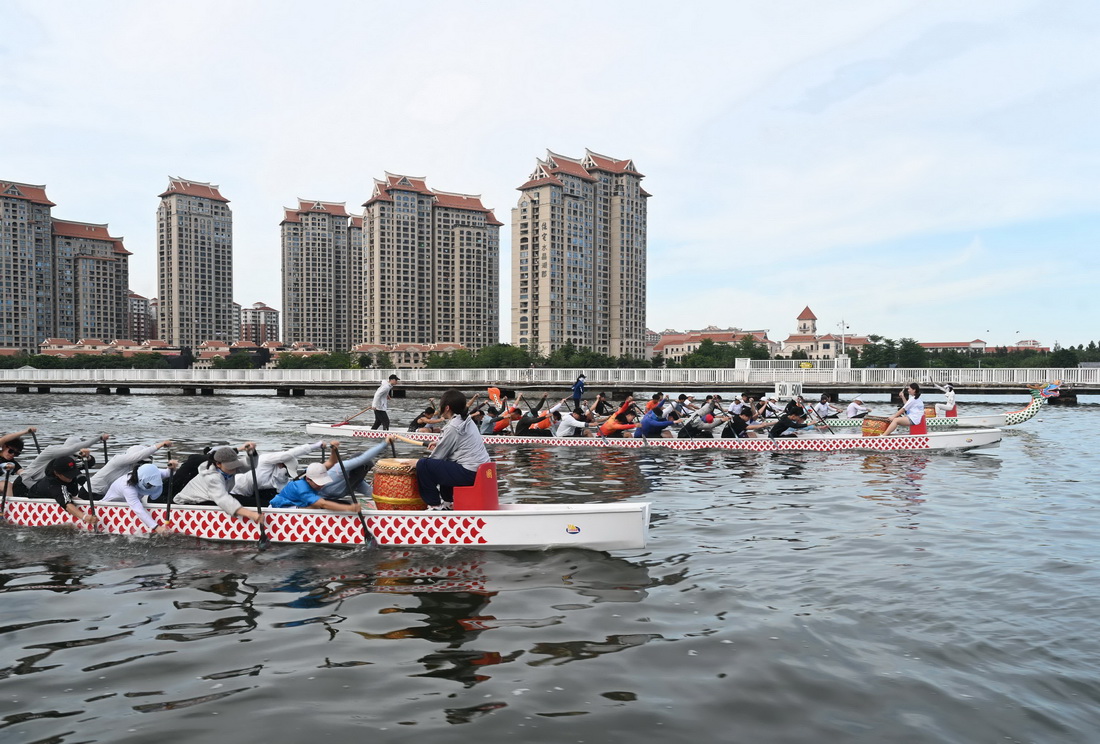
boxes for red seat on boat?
[453,462,499,511]
[909,419,928,435]
[946,408,958,418]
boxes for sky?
[2,0,1098,349]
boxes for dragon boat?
[0,462,650,552]
[306,423,1003,453]
[820,383,1059,430]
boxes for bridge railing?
[0,367,1093,386]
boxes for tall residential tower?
[156,178,234,350]
[280,200,360,352]
[511,150,648,358]
[1,181,130,352]
[361,174,501,350]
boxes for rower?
[845,395,871,419]
[269,462,362,513]
[27,456,96,526]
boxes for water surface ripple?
[1,393,1097,743]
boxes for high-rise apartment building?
[362,174,501,350]
[156,178,234,350]
[51,220,130,342]
[511,150,648,358]
[281,200,358,351]
[241,301,280,345]
[127,291,155,342]
[1,181,129,352]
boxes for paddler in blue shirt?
[269,462,362,512]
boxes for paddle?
[162,449,175,531]
[804,397,836,435]
[333,444,374,547]
[390,434,429,448]
[338,404,374,426]
[246,446,269,550]
[30,429,41,454]
[1,464,10,520]
[101,436,109,465]
[79,454,97,532]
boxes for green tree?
[896,338,927,368]
[212,351,255,369]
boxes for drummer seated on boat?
[269,462,362,512]
[882,383,924,436]
[27,455,97,526]
[416,389,492,510]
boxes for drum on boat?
[924,406,937,421]
[862,416,891,437]
[371,458,425,510]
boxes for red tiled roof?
[52,219,130,255]
[128,290,147,299]
[517,175,565,190]
[109,339,139,347]
[797,306,817,321]
[919,340,986,348]
[1,181,56,206]
[485,210,503,226]
[76,339,106,346]
[159,178,229,203]
[584,150,644,177]
[350,215,363,228]
[783,334,818,343]
[41,338,73,345]
[142,339,169,347]
[296,199,349,217]
[281,208,301,224]
[546,153,597,182]
[433,191,489,212]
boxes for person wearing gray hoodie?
[17,433,110,490]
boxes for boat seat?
[909,419,928,435]
[946,409,958,417]
[453,462,499,511]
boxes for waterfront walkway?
[0,366,1094,399]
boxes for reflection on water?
[1,395,1098,742]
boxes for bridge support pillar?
[116,387,131,395]
[36,386,50,394]
[276,388,290,397]
[292,388,305,397]
[201,388,214,396]
[96,386,111,395]
[16,385,29,394]
[183,387,196,396]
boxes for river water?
[1,391,1098,743]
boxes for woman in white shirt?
[883,384,924,435]
[845,395,871,419]
[101,462,176,534]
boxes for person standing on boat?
[932,381,957,418]
[883,383,924,435]
[269,462,363,513]
[415,389,491,510]
[27,456,96,526]
[172,444,264,525]
[845,395,871,419]
[89,439,173,497]
[100,462,177,534]
[571,375,587,412]
[370,374,400,431]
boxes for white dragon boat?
[306,423,1003,453]
[0,498,651,551]
[820,383,1058,430]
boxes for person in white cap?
[932,381,957,418]
[232,440,336,504]
[89,439,173,497]
[101,461,178,534]
[268,462,362,512]
[846,395,871,419]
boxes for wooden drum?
[924,406,937,421]
[371,458,425,510]
[862,416,891,437]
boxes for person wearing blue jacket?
[571,375,587,412]
[636,408,680,439]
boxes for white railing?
[0,367,1094,386]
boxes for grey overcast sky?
[3,0,1099,348]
